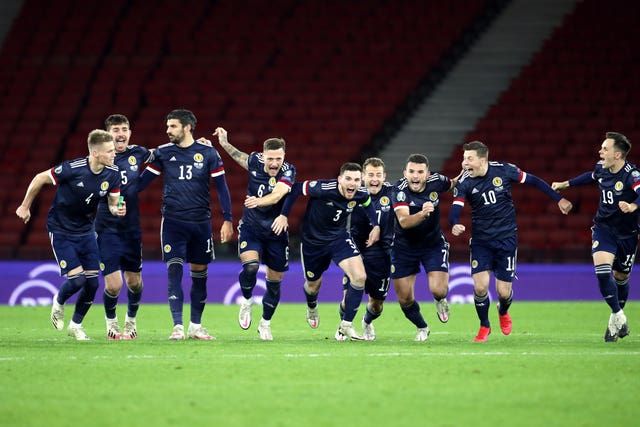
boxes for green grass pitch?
[1,301,638,427]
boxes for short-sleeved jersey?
[95,145,152,234]
[145,141,226,222]
[452,161,525,241]
[46,157,121,235]
[350,183,394,255]
[392,173,451,248]
[242,152,296,231]
[301,179,371,246]
[591,161,640,239]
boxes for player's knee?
[349,272,367,288]
[370,300,384,314]
[127,281,143,293]
[241,260,259,280]
[85,272,99,292]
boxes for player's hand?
[16,205,31,224]
[619,201,638,213]
[244,195,260,209]
[196,137,212,146]
[421,202,434,218]
[115,201,127,217]
[220,220,234,243]
[451,224,465,236]
[213,127,228,143]
[365,225,380,247]
[558,198,572,215]
[551,181,568,191]
[271,215,289,235]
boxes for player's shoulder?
[68,157,88,169]
[104,164,120,173]
[457,170,472,184]
[393,177,408,191]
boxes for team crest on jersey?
[163,244,172,253]
[592,240,599,249]
[396,191,406,202]
[380,196,390,206]
[128,156,139,171]
[100,181,109,191]
[240,241,247,249]
[471,259,478,269]
[306,270,315,279]
[193,153,204,169]
[429,192,438,202]
[60,260,67,269]
[391,264,396,274]
[99,262,105,271]
[492,177,503,187]
[269,177,277,187]
[615,181,624,191]
[347,201,357,210]
[342,276,348,285]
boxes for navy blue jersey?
[392,173,451,248]
[95,145,152,234]
[350,183,394,254]
[47,157,121,235]
[591,161,640,239]
[452,162,525,241]
[301,179,371,246]
[145,141,226,222]
[242,152,296,230]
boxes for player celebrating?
[391,154,457,342]
[139,109,233,341]
[552,132,639,342]
[213,127,295,341]
[338,157,394,341]
[450,141,572,342]
[95,114,152,340]
[16,130,125,340]
[281,162,380,340]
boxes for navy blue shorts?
[161,217,214,264]
[301,234,361,282]
[591,225,638,274]
[391,234,450,279]
[50,231,100,275]
[97,231,143,275]
[469,236,517,282]
[237,220,289,272]
[362,250,391,300]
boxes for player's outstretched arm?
[245,182,290,209]
[16,171,52,223]
[213,127,249,170]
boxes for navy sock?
[57,273,86,303]
[190,269,208,324]
[474,293,491,328]
[363,304,382,324]
[72,273,99,324]
[343,283,364,322]
[498,290,513,316]
[127,284,142,318]
[400,300,428,329]
[103,289,119,319]
[303,283,318,309]
[615,278,629,309]
[167,260,184,325]
[595,264,621,312]
[239,261,259,300]
[338,303,346,321]
[262,279,281,321]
